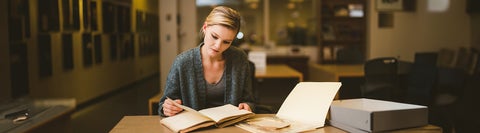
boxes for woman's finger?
[238,103,251,111]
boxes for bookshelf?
[318,0,366,64]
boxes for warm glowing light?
[237,32,244,39]
[428,0,449,12]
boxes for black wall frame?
[38,34,53,77]
[62,34,74,70]
[82,33,93,67]
[62,0,80,31]
[94,34,103,64]
[38,0,60,32]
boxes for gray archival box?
[329,98,428,132]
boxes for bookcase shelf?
[318,0,367,64]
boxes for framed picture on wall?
[62,0,80,31]
[102,1,115,33]
[9,42,29,98]
[136,10,145,32]
[38,0,60,32]
[91,0,98,31]
[376,0,415,11]
[376,0,403,11]
[82,33,93,67]
[118,6,131,33]
[38,34,53,77]
[8,0,30,41]
[62,34,74,70]
[83,0,91,30]
[110,34,118,61]
[119,34,134,60]
[94,34,103,64]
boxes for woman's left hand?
[238,103,251,112]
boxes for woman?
[158,6,255,117]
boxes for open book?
[160,100,255,133]
[236,82,341,133]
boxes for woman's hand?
[238,103,252,112]
[162,98,183,116]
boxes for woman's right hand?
[162,98,183,116]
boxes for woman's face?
[202,24,236,58]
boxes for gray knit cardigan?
[158,43,255,116]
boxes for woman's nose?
[213,40,221,49]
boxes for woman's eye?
[211,35,218,39]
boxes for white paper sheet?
[275,82,341,128]
[248,51,266,73]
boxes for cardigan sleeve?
[158,54,184,117]
[158,61,180,117]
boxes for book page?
[160,111,215,133]
[199,104,253,124]
[276,82,341,128]
[215,113,255,128]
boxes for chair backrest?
[469,49,479,75]
[437,48,455,67]
[435,67,468,99]
[454,47,475,72]
[454,74,480,132]
[362,57,399,101]
[405,52,438,106]
[473,53,480,75]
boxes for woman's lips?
[211,48,219,52]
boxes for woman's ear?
[202,23,207,31]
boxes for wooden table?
[309,64,364,99]
[309,64,364,82]
[0,98,76,133]
[110,115,442,133]
[148,65,303,115]
[255,64,304,81]
[266,55,309,80]
[109,115,345,133]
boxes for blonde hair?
[200,6,241,38]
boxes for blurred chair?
[429,67,468,133]
[432,67,467,106]
[405,52,438,106]
[437,48,455,68]
[248,61,274,114]
[454,74,480,133]
[454,47,475,73]
[361,57,399,102]
[468,48,479,75]
[473,52,480,75]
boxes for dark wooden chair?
[361,57,399,102]
[429,67,468,133]
[405,52,438,106]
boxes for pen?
[166,97,181,108]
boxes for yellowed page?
[199,104,253,124]
[276,82,341,128]
[216,113,255,128]
[160,111,214,133]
